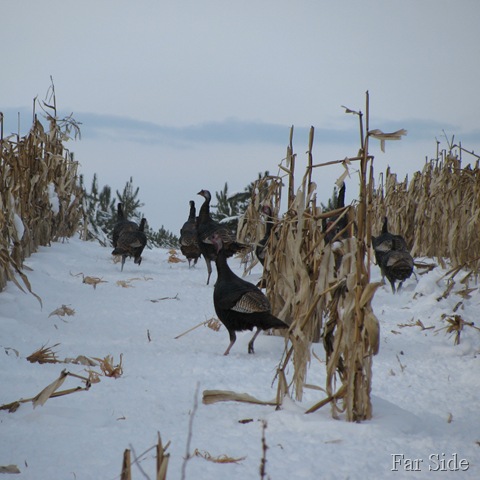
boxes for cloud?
[0,108,358,147]
[2,107,479,150]
[76,113,335,147]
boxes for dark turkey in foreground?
[210,232,288,355]
[112,203,139,248]
[196,189,247,285]
[112,218,147,271]
[372,216,414,293]
[179,200,201,267]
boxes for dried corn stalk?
[253,97,381,421]
[371,147,480,275]
[236,174,283,271]
[0,85,83,295]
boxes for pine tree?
[80,175,179,248]
[80,174,110,245]
[211,172,270,230]
[146,225,180,248]
[321,185,340,212]
[116,177,143,222]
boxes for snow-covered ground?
[0,237,479,479]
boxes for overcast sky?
[2,0,479,233]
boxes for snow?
[12,213,25,242]
[1,237,479,479]
[47,183,60,214]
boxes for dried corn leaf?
[48,304,75,317]
[206,318,221,332]
[364,309,380,355]
[27,343,60,364]
[32,369,68,408]
[359,282,383,308]
[194,449,246,464]
[92,354,123,378]
[150,294,179,302]
[0,465,21,474]
[202,390,277,406]
[0,401,21,413]
[83,276,107,289]
[64,355,97,366]
[168,254,185,263]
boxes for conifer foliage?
[211,172,270,230]
[81,176,179,248]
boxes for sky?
[2,0,480,232]
[1,237,479,478]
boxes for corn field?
[0,95,83,295]
[3,90,480,427]
[239,94,479,422]
[371,149,480,272]
[238,99,380,421]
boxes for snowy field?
[0,237,479,479]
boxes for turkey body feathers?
[196,189,246,285]
[211,232,287,355]
[372,217,413,293]
[112,203,139,248]
[112,218,147,271]
[180,201,201,267]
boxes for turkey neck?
[188,203,196,221]
[198,195,211,225]
[117,203,125,221]
[214,249,236,280]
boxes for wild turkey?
[196,189,246,285]
[112,203,139,248]
[210,232,288,355]
[372,216,413,293]
[255,205,274,266]
[324,182,348,245]
[179,200,201,267]
[112,218,147,271]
